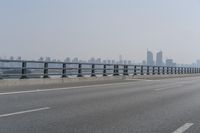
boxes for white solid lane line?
[0,107,50,118]
[154,84,183,91]
[0,82,137,96]
[172,123,193,133]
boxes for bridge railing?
[0,60,199,79]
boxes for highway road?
[0,77,200,133]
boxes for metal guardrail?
[0,59,199,79]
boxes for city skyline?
[2,49,200,67]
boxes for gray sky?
[1,0,200,64]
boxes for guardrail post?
[153,66,155,75]
[113,65,119,76]
[167,67,169,74]
[43,62,49,78]
[158,67,160,75]
[91,64,96,77]
[77,64,83,77]
[62,63,67,78]
[123,65,128,76]
[184,67,186,74]
[181,67,183,74]
[0,72,2,79]
[171,67,173,74]
[20,61,27,79]
[134,66,137,75]
[175,67,177,74]
[147,66,150,75]
[126,65,129,75]
[162,67,165,75]
[103,65,107,76]
[140,66,144,75]
[178,67,180,74]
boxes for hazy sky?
[1,0,200,64]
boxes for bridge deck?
[0,77,200,132]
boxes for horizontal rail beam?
[0,60,199,79]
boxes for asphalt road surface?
[0,77,200,133]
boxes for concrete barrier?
[0,74,200,88]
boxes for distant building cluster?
[1,53,200,68]
[146,50,176,67]
[63,56,133,65]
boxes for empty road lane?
[0,77,200,133]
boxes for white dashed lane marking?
[172,123,193,133]
[0,107,50,118]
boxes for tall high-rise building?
[147,50,154,66]
[156,51,163,66]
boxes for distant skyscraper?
[166,59,176,67]
[10,56,14,60]
[72,57,79,63]
[64,57,71,62]
[119,55,123,64]
[156,51,163,66]
[102,60,107,64]
[96,58,101,64]
[147,50,154,66]
[17,56,22,60]
[45,57,51,62]
[128,60,132,65]
[111,60,116,64]
[142,60,146,65]
[107,60,111,64]
[88,57,95,63]
[196,60,200,67]
[38,57,44,61]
